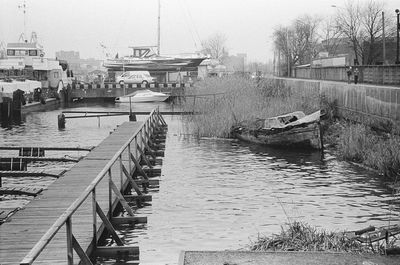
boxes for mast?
[157,0,160,55]
[18,0,27,41]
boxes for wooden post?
[108,169,112,219]
[128,143,132,177]
[66,217,73,265]
[58,113,66,129]
[119,155,123,189]
[92,188,97,250]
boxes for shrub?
[250,221,369,253]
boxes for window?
[29,50,38,56]
[15,50,28,56]
[53,72,59,78]
[7,49,15,56]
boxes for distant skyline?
[0,0,399,63]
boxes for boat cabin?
[6,42,44,58]
[128,46,158,58]
[264,111,306,129]
[0,41,72,90]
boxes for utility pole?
[157,0,161,55]
[382,12,386,64]
[286,29,290,77]
[396,9,400,64]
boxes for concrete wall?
[270,77,400,131]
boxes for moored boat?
[115,89,169,103]
[103,47,207,72]
[231,110,323,149]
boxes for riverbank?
[323,119,400,181]
[183,76,400,181]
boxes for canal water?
[0,102,397,265]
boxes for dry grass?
[323,121,400,180]
[182,76,319,138]
[250,221,385,254]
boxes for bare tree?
[319,17,343,56]
[334,0,363,64]
[272,15,321,75]
[334,0,392,65]
[201,33,228,62]
[292,15,321,64]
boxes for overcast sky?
[0,0,399,63]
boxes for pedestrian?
[354,68,359,84]
[346,66,352,84]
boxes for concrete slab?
[179,251,400,265]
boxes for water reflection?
[0,102,396,265]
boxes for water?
[0,102,397,264]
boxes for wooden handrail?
[20,108,161,265]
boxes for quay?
[68,82,189,100]
[0,108,167,264]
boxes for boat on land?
[115,89,169,103]
[103,46,207,72]
[231,110,323,149]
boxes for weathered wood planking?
[0,121,145,265]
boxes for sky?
[0,0,399,63]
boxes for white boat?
[0,32,72,91]
[115,89,169,103]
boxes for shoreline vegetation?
[182,76,319,138]
[182,76,400,253]
[249,221,400,254]
[183,76,400,181]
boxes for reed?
[182,76,319,138]
[324,121,400,180]
[249,221,382,253]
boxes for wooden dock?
[0,109,167,264]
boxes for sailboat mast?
[18,0,27,41]
[157,0,160,55]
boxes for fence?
[270,77,400,132]
[293,65,400,85]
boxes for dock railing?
[19,107,167,265]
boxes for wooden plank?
[124,194,152,202]
[0,170,64,178]
[0,156,82,163]
[95,245,139,257]
[111,216,147,225]
[0,146,94,151]
[0,186,43,196]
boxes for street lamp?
[396,9,400,64]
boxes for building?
[55,50,103,80]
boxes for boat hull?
[115,94,169,103]
[233,121,322,150]
[104,58,206,71]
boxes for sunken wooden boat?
[231,110,323,149]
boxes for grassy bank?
[182,76,319,138]
[249,221,393,254]
[323,120,400,180]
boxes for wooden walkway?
[0,120,161,264]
